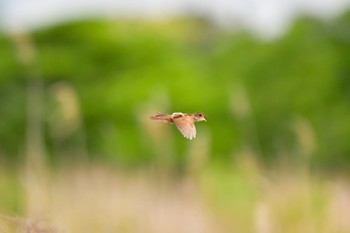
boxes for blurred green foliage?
[0,11,350,169]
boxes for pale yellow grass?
[1,162,350,233]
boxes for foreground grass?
[0,160,350,233]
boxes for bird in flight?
[150,112,206,140]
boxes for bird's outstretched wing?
[173,116,196,140]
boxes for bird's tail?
[150,113,172,122]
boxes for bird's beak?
[203,118,207,122]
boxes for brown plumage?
[150,112,206,140]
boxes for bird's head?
[194,112,206,122]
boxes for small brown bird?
[150,112,206,140]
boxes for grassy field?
[1,157,350,233]
[1,13,350,232]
